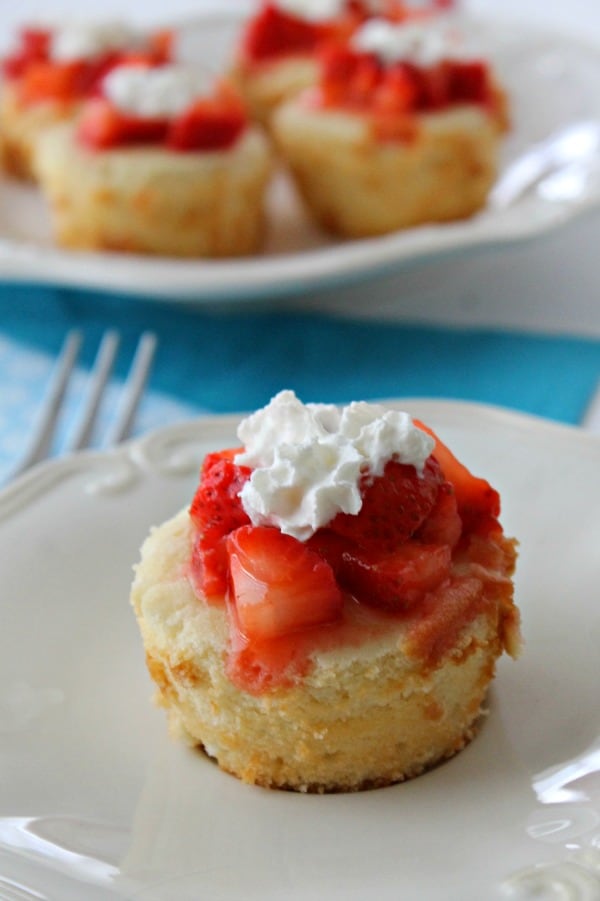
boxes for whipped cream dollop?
[50,20,143,62]
[102,64,210,118]
[352,17,467,67]
[235,390,434,541]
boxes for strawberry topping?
[77,81,248,152]
[187,415,513,693]
[2,26,172,104]
[189,448,251,598]
[329,456,443,549]
[315,44,496,139]
[227,525,343,641]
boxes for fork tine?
[10,331,82,478]
[67,330,120,452]
[103,331,157,447]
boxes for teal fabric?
[0,283,598,478]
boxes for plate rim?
[2,395,600,900]
[1,398,598,520]
[0,12,599,302]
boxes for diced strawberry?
[428,61,454,109]
[190,448,251,540]
[329,456,443,550]
[415,420,500,535]
[188,448,251,597]
[373,62,419,115]
[337,541,451,611]
[227,525,343,641]
[3,28,51,79]
[18,60,93,104]
[416,481,462,547]
[167,93,247,152]
[448,60,489,105]
[77,98,169,149]
[241,4,321,61]
[346,54,382,106]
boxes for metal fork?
[10,330,157,479]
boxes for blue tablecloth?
[1,282,599,481]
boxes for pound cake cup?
[130,392,520,792]
[34,65,273,257]
[0,22,172,181]
[271,16,509,236]
[35,124,272,257]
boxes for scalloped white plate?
[1,400,600,900]
[0,15,600,302]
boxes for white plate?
[0,15,600,302]
[1,399,600,901]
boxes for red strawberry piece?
[415,420,500,535]
[190,448,251,540]
[241,4,320,62]
[227,525,343,641]
[337,541,451,612]
[77,98,169,149]
[416,481,462,548]
[329,456,443,550]
[167,95,246,152]
[189,448,251,597]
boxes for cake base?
[35,124,273,257]
[272,100,501,237]
[131,509,517,792]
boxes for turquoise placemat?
[0,283,598,479]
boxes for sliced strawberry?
[337,541,451,611]
[77,98,169,149]
[415,420,500,535]
[18,60,93,105]
[241,4,321,61]
[190,448,251,541]
[329,456,443,550]
[372,62,419,115]
[189,448,251,597]
[448,60,489,105]
[227,525,343,641]
[167,94,246,152]
[3,28,51,79]
[416,481,462,548]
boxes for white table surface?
[1,0,599,337]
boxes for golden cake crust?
[272,99,502,236]
[34,122,273,257]
[131,508,518,792]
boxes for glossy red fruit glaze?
[402,575,487,664]
[329,456,443,550]
[227,525,343,642]
[3,28,173,103]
